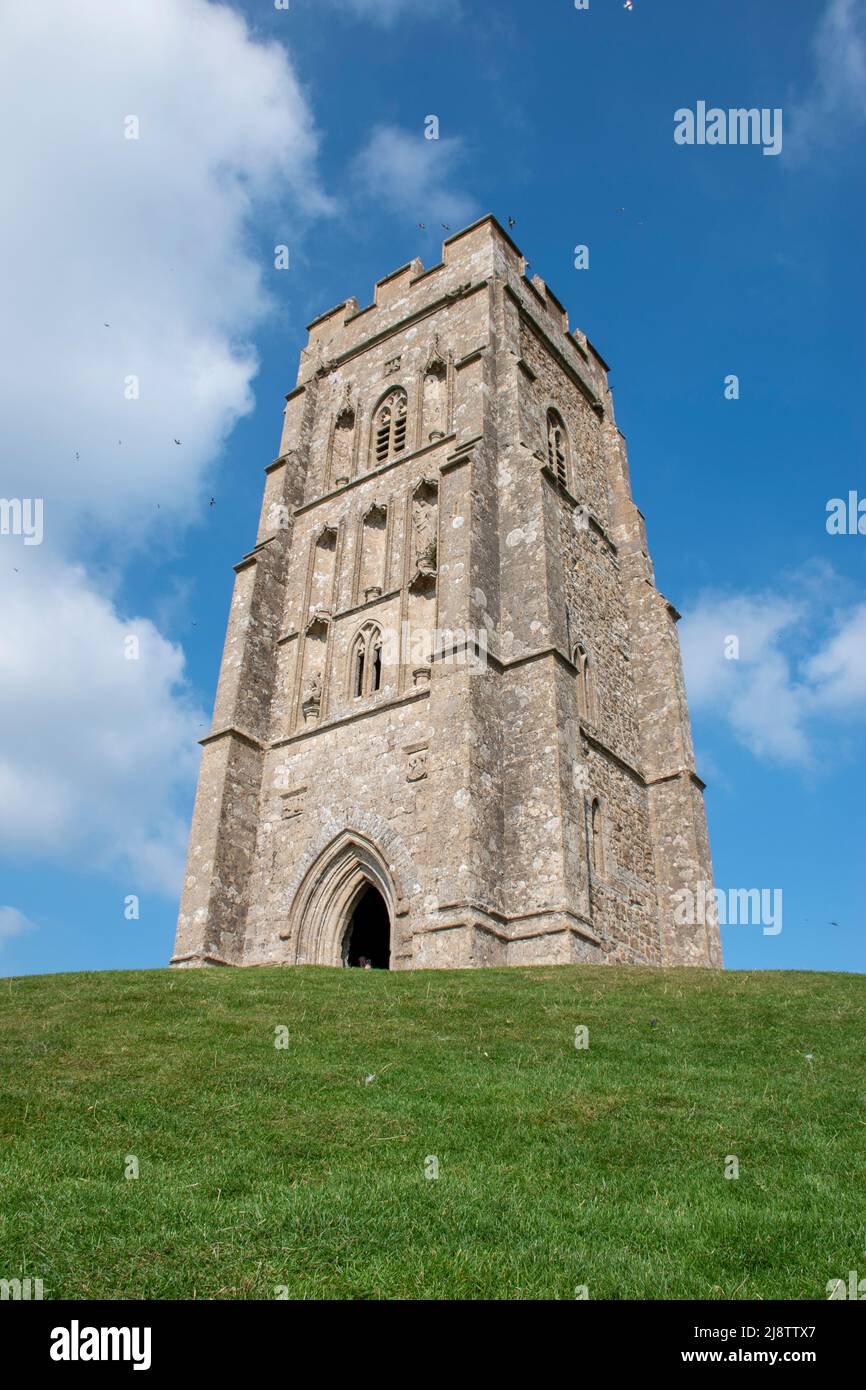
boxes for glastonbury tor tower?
[172,216,721,972]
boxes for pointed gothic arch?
[286,829,397,966]
[422,348,449,442]
[546,407,570,489]
[358,501,388,599]
[574,642,597,723]
[350,621,384,698]
[371,387,408,465]
[329,396,357,486]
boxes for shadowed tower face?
[172,216,721,973]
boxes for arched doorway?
[341,885,391,969]
[285,829,398,967]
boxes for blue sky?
[1,0,863,976]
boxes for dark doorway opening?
[342,886,391,969]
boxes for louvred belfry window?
[547,408,569,488]
[374,389,408,463]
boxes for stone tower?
[172,216,721,972]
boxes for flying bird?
[209,497,216,507]
[418,223,426,230]
[507,217,516,228]
[174,438,182,445]
[441,223,451,230]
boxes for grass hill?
[0,963,862,1300]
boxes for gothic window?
[574,644,597,722]
[547,409,569,488]
[373,389,408,465]
[350,623,384,699]
[591,798,605,875]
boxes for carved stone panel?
[406,745,429,782]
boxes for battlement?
[300,215,610,389]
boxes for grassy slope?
[0,964,862,1300]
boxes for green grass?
[0,964,862,1300]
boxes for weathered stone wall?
[173,215,720,972]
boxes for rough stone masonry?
[172,216,722,972]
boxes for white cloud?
[0,907,38,949]
[354,125,476,229]
[790,0,866,157]
[0,2,334,899]
[0,560,206,894]
[681,585,866,766]
[680,593,811,763]
[0,0,330,548]
[804,603,866,708]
